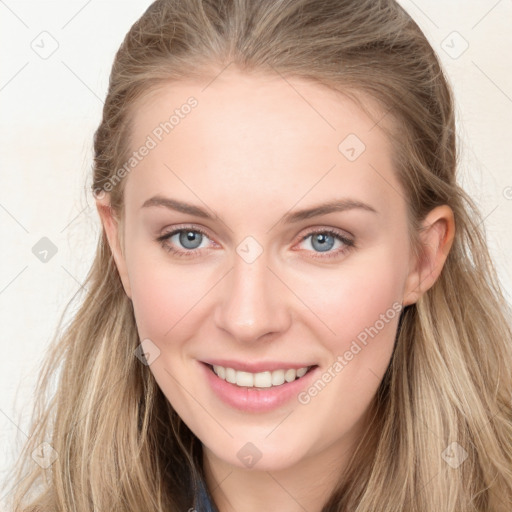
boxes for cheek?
[288,245,407,416]
[289,246,407,434]
[293,247,406,345]
[328,263,403,347]
[125,240,216,341]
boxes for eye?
[156,226,215,258]
[297,229,355,259]
[156,225,355,260]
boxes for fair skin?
[96,69,454,512]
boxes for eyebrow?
[140,195,378,223]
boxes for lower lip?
[200,362,319,413]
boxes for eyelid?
[295,225,354,243]
[158,223,216,242]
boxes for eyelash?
[156,225,355,260]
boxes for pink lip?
[199,361,319,413]
[201,358,315,373]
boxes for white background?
[1,0,511,504]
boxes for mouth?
[200,361,320,412]
[205,363,318,389]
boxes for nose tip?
[214,258,291,343]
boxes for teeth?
[236,371,254,387]
[254,371,272,388]
[212,365,310,388]
[296,367,307,378]
[225,367,236,384]
[284,369,296,382]
[215,365,226,379]
[271,370,285,386]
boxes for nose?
[214,252,292,344]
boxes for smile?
[211,364,311,388]
[201,361,319,412]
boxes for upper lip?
[201,359,317,373]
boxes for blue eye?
[298,229,355,259]
[176,230,204,250]
[309,232,336,252]
[157,227,212,258]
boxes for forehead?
[123,70,403,220]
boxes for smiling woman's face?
[97,69,437,475]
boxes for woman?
[9,0,512,510]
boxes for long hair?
[8,0,512,510]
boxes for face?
[98,69,432,473]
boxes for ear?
[403,205,455,306]
[95,194,132,299]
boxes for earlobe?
[403,205,455,306]
[95,195,132,299]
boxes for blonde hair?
[8,0,512,510]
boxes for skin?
[96,69,455,512]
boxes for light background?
[1,0,511,504]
